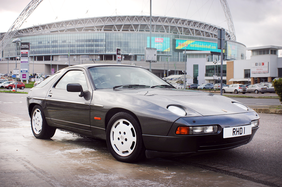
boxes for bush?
[273,78,282,103]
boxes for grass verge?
[0,90,28,94]
[223,95,279,99]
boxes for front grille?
[197,135,251,151]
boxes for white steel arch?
[220,0,236,41]
[0,0,44,56]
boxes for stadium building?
[0,15,281,85]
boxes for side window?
[55,70,88,91]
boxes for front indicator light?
[176,127,189,135]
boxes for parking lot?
[0,92,282,186]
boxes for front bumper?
[142,112,259,154]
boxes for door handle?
[48,90,52,97]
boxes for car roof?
[68,64,141,69]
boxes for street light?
[213,59,218,84]
[12,38,21,92]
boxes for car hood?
[121,89,251,116]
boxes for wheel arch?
[28,103,37,117]
[105,108,141,131]
[28,102,45,118]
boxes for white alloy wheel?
[32,108,43,135]
[110,119,137,157]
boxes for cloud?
[1,0,282,48]
[0,0,30,12]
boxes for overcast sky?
[1,0,282,50]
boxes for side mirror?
[67,83,82,92]
[67,83,91,100]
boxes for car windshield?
[89,66,171,89]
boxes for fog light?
[251,119,259,127]
[191,125,218,135]
[176,125,218,135]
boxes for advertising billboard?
[147,37,170,52]
[175,39,221,53]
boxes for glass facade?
[205,65,226,77]
[226,41,246,60]
[4,32,246,63]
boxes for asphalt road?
[0,93,282,186]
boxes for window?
[278,68,282,77]
[244,69,250,78]
[271,50,277,55]
[193,64,198,84]
[55,70,88,91]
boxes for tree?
[273,78,282,103]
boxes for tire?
[222,89,225,93]
[8,86,12,89]
[234,90,238,94]
[31,105,56,139]
[255,90,259,94]
[106,112,145,163]
[20,86,24,90]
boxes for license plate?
[223,125,252,139]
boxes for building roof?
[247,45,282,50]
[14,15,232,40]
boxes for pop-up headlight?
[167,105,186,116]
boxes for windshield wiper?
[151,84,175,88]
[113,84,150,90]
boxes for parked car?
[222,84,246,94]
[197,83,214,89]
[0,81,13,88]
[246,84,267,94]
[188,83,199,89]
[0,79,8,84]
[5,81,25,89]
[214,83,227,89]
[259,83,275,93]
[27,64,260,162]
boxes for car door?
[45,69,92,135]
[226,84,233,92]
[247,85,254,93]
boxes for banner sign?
[175,39,221,53]
[20,42,30,81]
[251,62,269,74]
[147,37,170,52]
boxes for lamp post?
[12,38,21,92]
[183,44,187,89]
[213,59,218,84]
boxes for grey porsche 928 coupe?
[27,64,260,162]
